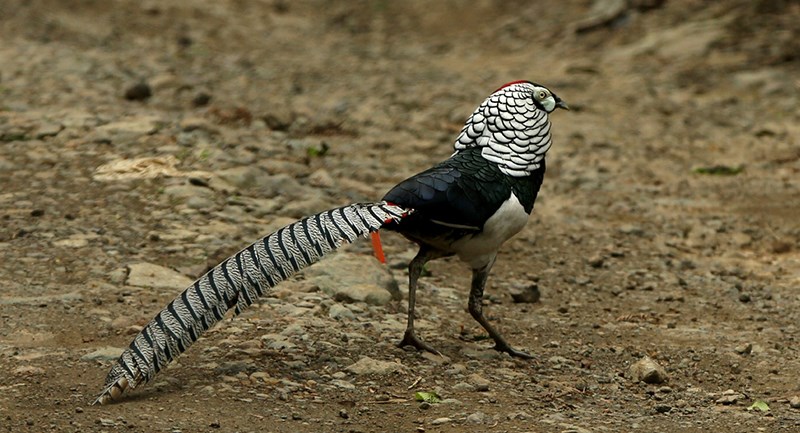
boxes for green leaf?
[414,391,441,404]
[306,141,330,158]
[693,165,744,176]
[747,400,770,412]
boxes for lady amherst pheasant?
[94,80,568,404]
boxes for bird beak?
[556,99,569,111]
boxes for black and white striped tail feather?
[94,202,408,405]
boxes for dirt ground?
[1,0,800,432]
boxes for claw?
[493,343,533,359]
[398,330,442,357]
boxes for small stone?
[509,283,541,303]
[127,263,193,291]
[35,122,64,139]
[738,293,751,303]
[13,365,45,375]
[452,382,474,392]
[715,393,740,405]
[124,82,152,101]
[734,343,752,355]
[328,303,355,320]
[193,92,212,107]
[587,254,605,268]
[654,404,672,413]
[418,402,431,410]
[466,412,486,424]
[75,407,84,413]
[431,417,452,426]
[468,373,491,391]
[81,347,124,361]
[338,409,349,419]
[771,240,792,254]
[345,356,406,375]
[303,253,400,304]
[789,396,800,409]
[628,356,668,384]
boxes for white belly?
[451,193,530,269]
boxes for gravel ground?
[1,1,800,432]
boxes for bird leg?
[468,260,533,359]
[398,247,447,356]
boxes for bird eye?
[536,90,547,100]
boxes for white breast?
[451,193,530,269]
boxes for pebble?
[345,356,406,375]
[715,392,741,405]
[587,254,605,268]
[469,373,490,391]
[452,382,474,392]
[303,253,400,305]
[96,116,160,137]
[328,303,355,320]
[734,343,753,355]
[466,412,486,424]
[126,262,193,290]
[81,347,124,361]
[628,356,668,384]
[430,417,452,426]
[789,396,800,409]
[13,365,45,375]
[508,283,541,303]
[124,82,152,101]
[654,404,672,413]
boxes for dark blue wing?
[382,148,511,233]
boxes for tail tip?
[92,377,129,405]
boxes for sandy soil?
[1,0,799,432]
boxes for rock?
[509,283,541,303]
[431,417,452,426]
[328,303,355,320]
[452,382,474,392]
[186,195,215,210]
[715,390,742,405]
[345,356,406,376]
[587,254,605,268]
[217,168,307,198]
[192,92,212,107]
[127,262,193,290]
[124,81,152,101]
[302,253,400,305]
[280,195,332,219]
[96,116,161,138]
[52,234,94,248]
[81,347,124,361]
[180,116,217,133]
[734,343,752,355]
[628,356,668,384]
[35,122,64,139]
[13,365,46,375]
[789,396,800,409]
[469,373,491,392]
[654,404,671,413]
[466,412,487,424]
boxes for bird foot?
[493,343,533,359]
[398,329,442,356]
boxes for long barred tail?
[93,202,408,405]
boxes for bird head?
[495,80,568,113]
[454,80,567,177]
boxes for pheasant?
[94,80,568,404]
